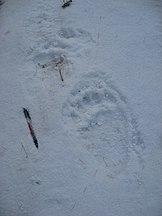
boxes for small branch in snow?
[23,108,39,149]
[55,56,64,67]
[62,0,72,8]
[59,68,64,82]
[54,56,64,82]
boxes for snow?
[0,0,162,215]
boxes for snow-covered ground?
[0,0,162,215]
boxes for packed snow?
[0,0,162,215]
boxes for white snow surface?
[0,0,162,215]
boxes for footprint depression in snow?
[62,72,145,178]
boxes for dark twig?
[59,68,64,82]
[23,108,39,149]
[62,0,72,8]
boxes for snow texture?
[0,0,162,216]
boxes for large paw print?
[62,72,145,178]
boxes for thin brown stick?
[59,68,64,81]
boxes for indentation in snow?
[27,27,93,63]
[33,49,69,70]
[62,71,145,178]
[58,27,93,43]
